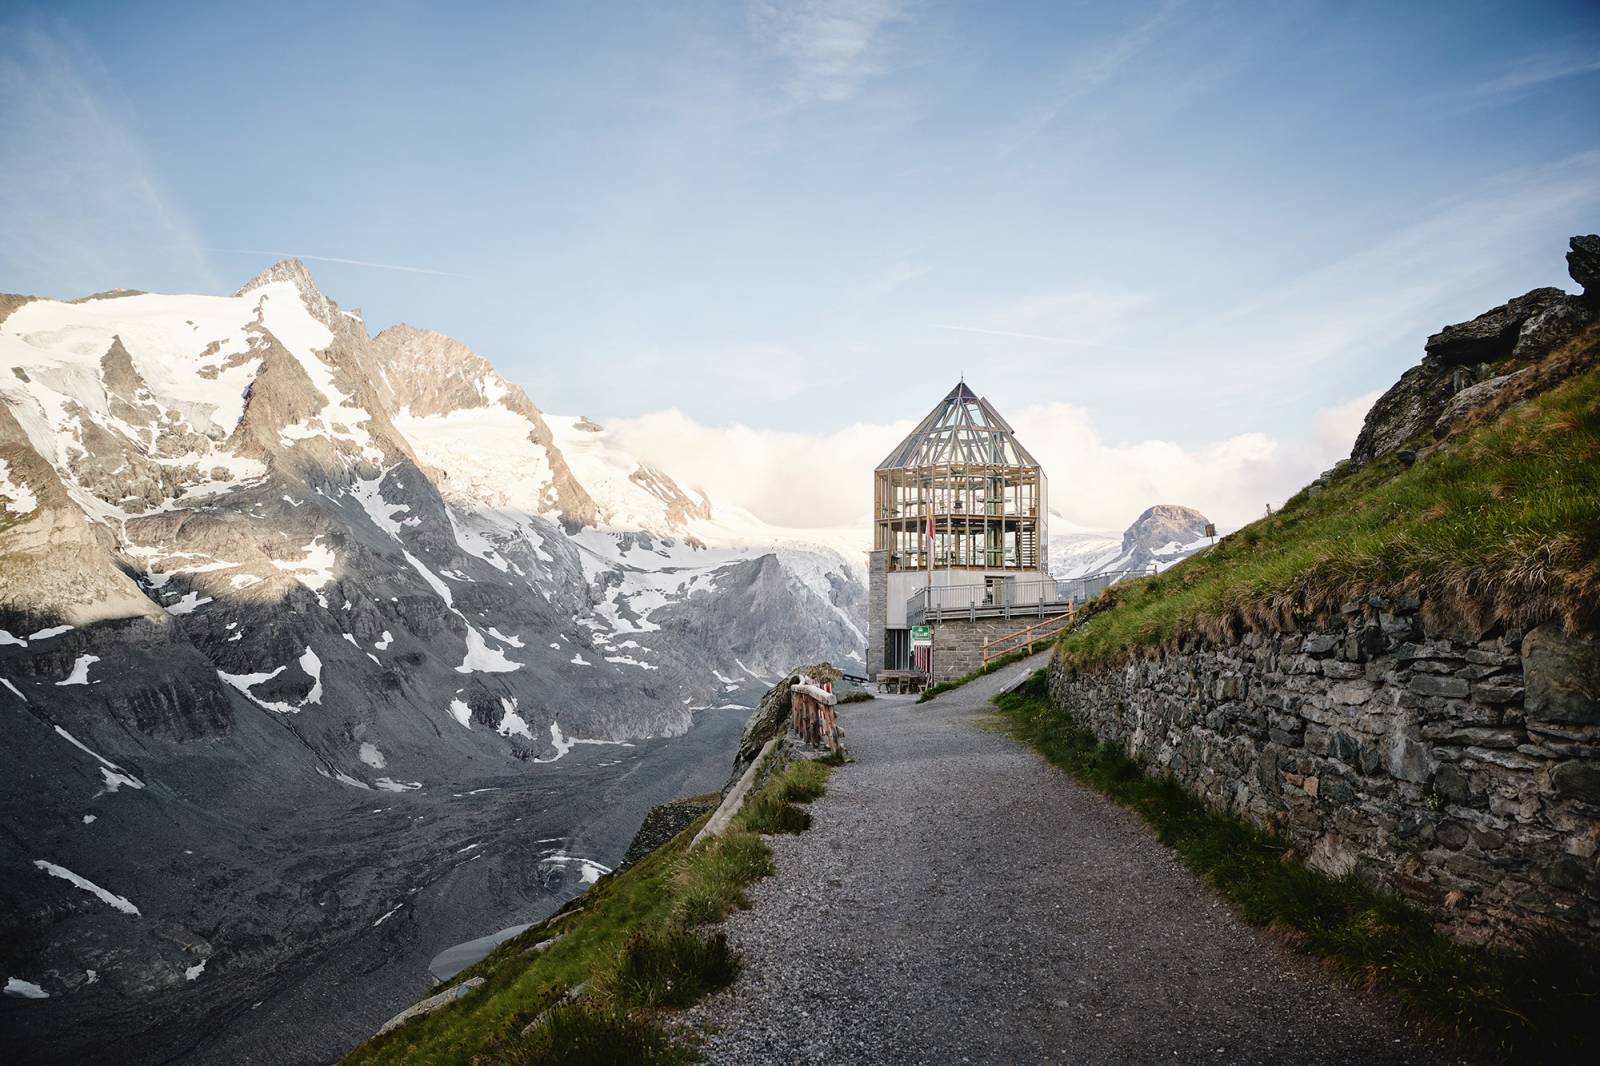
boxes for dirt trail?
[693,655,1465,1065]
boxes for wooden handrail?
[982,604,1077,667]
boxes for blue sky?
[2,1,1597,528]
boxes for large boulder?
[1568,234,1600,302]
[1511,299,1594,361]
[1422,287,1565,366]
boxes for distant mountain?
[0,260,863,1061]
[1050,504,1215,578]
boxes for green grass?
[838,689,876,704]
[994,671,1597,1062]
[917,647,1033,702]
[1054,344,1600,673]
[341,755,837,1065]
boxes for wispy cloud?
[207,249,466,278]
[0,20,217,297]
[1471,47,1600,98]
[1000,0,1185,153]
[749,0,910,102]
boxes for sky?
[2,1,1598,534]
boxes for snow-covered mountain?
[0,261,863,1061]
[1049,504,1216,578]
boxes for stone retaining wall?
[1046,597,1600,947]
[931,615,1055,681]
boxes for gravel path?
[691,655,1469,1065]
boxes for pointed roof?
[876,382,1040,471]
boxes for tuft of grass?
[838,689,875,704]
[497,1004,694,1066]
[669,830,772,927]
[918,647,1034,702]
[612,928,739,1009]
[1054,348,1600,673]
[995,671,1598,1063]
[773,758,831,803]
[342,754,838,1066]
[734,792,812,835]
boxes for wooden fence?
[790,676,843,756]
[981,604,1077,668]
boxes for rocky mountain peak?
[235,257,322,299]
[370,324,503,418]
[1121,504,1209,556]
[235,258,339,331]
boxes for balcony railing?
[905,566,1156,625]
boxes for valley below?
[8,702,753,1066]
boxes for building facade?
[867,382,1049,678]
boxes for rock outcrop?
[1350,236,1598,467]
[1568,233,1600,302]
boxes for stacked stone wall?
[930,616,1056,681]
[1046,597,1600,947]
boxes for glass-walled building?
[868,382,1049,676]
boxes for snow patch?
[33,860,140,915]
[165,591,212,615]
[299,647,323,704]
[495,697,532,739]
[55,654,99,686]
[0,458,39,515]
[4,977,48,999]
[458,624,521,674]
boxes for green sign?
[910,625,931,640]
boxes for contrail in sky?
[208,249,466,277]
[931,323,1149,354]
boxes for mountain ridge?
[0,259,866,1063]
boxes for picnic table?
[876,670,928,695]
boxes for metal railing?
[905,565,1156,626]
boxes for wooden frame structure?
[873,382,1047,574]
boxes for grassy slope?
[1055,346,1600,673]
[342,756,836,1066]
[994,672,1596,1062]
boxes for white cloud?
[749,0,909,102]
[608,387,1374,544]
[0,22,216,297]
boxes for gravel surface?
[690,655,1470,1065]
